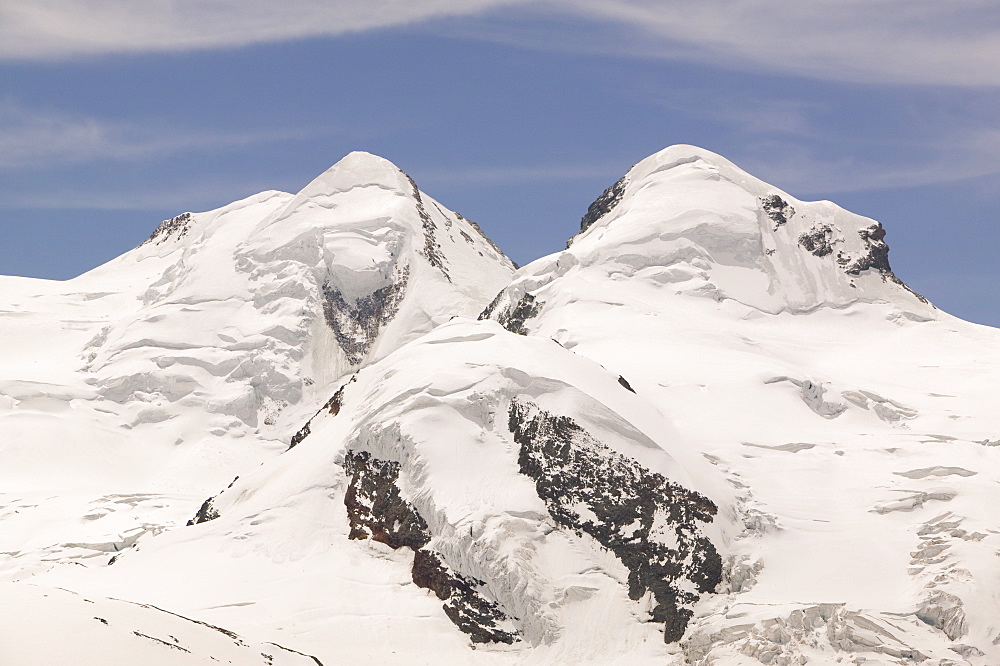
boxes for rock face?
[405,174,451,282]
[798,223,835,257]
[487,292,541,335]
[142,211,194,246]
[509,400,722,642]
[343,450,430,549]
[321,266,409,365]
[343,449,519,644]
[186,496,220,526]
[579,175,628,234]
[760,194,795,229]
[844,223,892,275]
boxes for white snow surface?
[0,583,321,665]
[569,145,935,315]
[480,145,1000,664]
[3,145,1000,665]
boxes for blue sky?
[1,1,998,326]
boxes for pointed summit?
[58,150,514,446]
[295,150,415,201]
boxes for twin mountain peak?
[8,143,996,666]
[140,144,930,322]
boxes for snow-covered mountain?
[478,146,1000,664]
[2,145,999,665]
[0,152,513,661]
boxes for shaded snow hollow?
[3,145,1000,666]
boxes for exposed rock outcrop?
[494,293,541,336]
[142,212,194,246]
[342,450,519,644]
[579,176,628,234]
[761,194,795,230]
[322,266,409,365]
[508,400,721,643]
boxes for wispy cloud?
[552,0,1000,87]
[418,121,1000,198]
[0,0,526,60]
[3,2,998,87]
[0,102,312,169]
[631,83,1000,195]
[426,1,1000,88]
[649,88,822,138]
[0,178,286,211]
[736,127,1000,197]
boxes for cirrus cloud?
[0,0,527,59]
[2,1,998,87]
[0,102,315,169]
[552,0,1000,86]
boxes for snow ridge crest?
[564,144,932,315]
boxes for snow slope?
[0,152,514,653]
[481,145,1000,664]
[0,583,323,666]
[3,145,1000,665]
[43,317,730,664]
